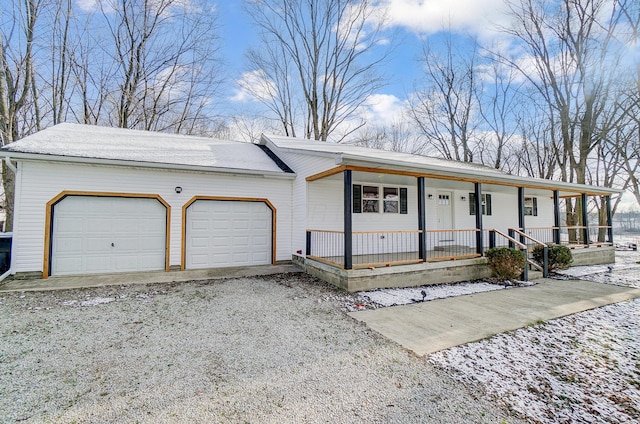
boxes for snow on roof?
[2,123,288,175]
[262,134,620,195]
[262,134,505,175]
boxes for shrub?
[484,247,526,280]
[532,244,573,270]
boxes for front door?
[436,192,453,231]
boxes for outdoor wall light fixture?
[175,186,182,194]
[460,196,466,201]
[427,194,433,199]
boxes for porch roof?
[261,134,622,197]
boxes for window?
[469,193,492,215]
[384,187,399,213]
[524,197,538,216]
[362,185,379,212]
[352,185,408,214]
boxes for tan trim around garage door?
[181,196,277,271]
[43,191,171,279]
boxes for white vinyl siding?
[51,196,166,275]
[267,148,336,256]
[185,200,272,269]
[12,160,292,274]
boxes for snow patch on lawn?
[555,247,640,288]
[358,281,507,307]
[430,248,640,423]
[429,300,640,423]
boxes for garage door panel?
[233,235,250,245]
[87,217,112,232]
[190,254,210,266]
[83,256,111,273]
[212,236,230,246]
[55,217,84,233]
[55,237,83,253]
[190,236,209,248]
[137,255,165,269]
[51,196,166,276]
[190,218,210,231]
[212,219,229,229]
[86,237,112,252]
[185,200,272,269]
[53,257,82,274]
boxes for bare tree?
[0,0,42,231]
[350,120,427,154]
[245,0,389,141]
[409,35,480,162]
[72,0,222,135]
[474,59,523,170]
[499,0,629,236]
[617,0,640,207]
[513,104,558,179]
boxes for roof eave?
[0,151,296,179]
[336,155,622,196]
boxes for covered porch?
[303,166,616,291]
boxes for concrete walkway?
[349,278,640,356]
[0,264,302,292]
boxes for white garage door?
[185,200,272,269]
[51,196,167,276]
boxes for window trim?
[469,193,492,216]
[353,184,408,214]
[524,196,538,216]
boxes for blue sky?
[214,0,514,125]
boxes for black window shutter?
[533,197,538,216]
[352,184,362,213]
[399,188,408,214]
[486,194,492,216]
[469,193,476,215]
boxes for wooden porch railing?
[306,225,613,274]
[306,229,480,269]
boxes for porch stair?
[527,270,544,281]
[526,258,545,281]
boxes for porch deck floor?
[348,278,640,356]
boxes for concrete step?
[528,270,544,280]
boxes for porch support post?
[605,195,613,243]
[344,170,353,270]
[417,176,427,261]
[474,182,483,255]
[518,187,525,244]
[553,190,561,244]
[581,193,589,246]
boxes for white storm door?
[185,200,272,269]
[51,196,167,276]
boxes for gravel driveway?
[0,274,520,423]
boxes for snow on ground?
[358,281,507,307]
[429,247,640,423]
[556,243,640,288]
[334,280,533,311]
[430,300,640,423]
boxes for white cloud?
[229,70,277,103]
[361,93,407,125]
[76,0,102,13]
[378,0,510,39]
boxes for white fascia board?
[337,154,623,196]
[260,135,342,161]
[0,151,296,180]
